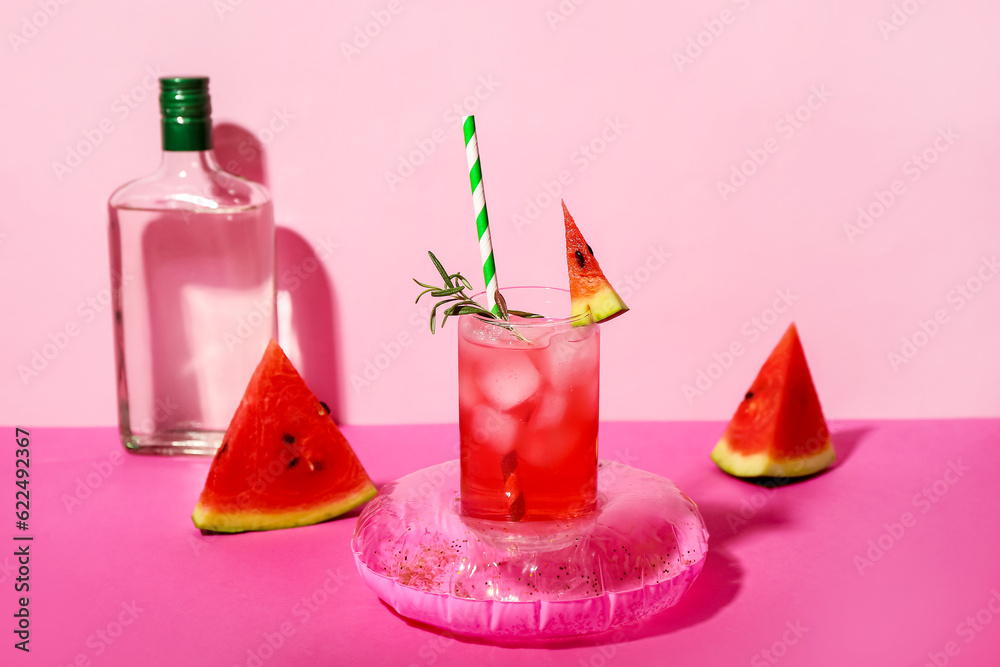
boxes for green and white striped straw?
[462,115,501,318]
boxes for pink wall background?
[2,0,999,426]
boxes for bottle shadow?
[213,122,344,421]
[275,227,343,421]
[214,122,267,186]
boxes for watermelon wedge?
[192,339,376,532]
[563,201,629,325]
[710,323,835,478]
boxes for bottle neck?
[157,150,221,177]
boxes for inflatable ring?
[352,460,709,640]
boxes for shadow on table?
[719,424,872,490]
[829,425,869,468]
[382,500,757,649]
[377,430,874,647]
[381,547,742,650]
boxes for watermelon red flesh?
[192,339,376,532]
[563,201,629,324]
[711,323,835,477]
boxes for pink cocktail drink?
[458,287,599,521]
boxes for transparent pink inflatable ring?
[352,460,709,640]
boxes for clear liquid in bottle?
[108,77,275,455]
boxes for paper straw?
[463,116,526,521]
[462,115,501,318]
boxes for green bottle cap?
[160,77,212,152]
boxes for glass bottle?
[108,77,276,455]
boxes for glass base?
[121,430,225,456]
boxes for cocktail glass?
[458,287,599,522]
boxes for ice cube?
[534,328,599,391]
[530,392,568,431]
[475,355,542,410]
[520,324,555,349]
[517,392,572,467]
[466,404,520,455]
[458,357,484,409]
[517,426,573,468]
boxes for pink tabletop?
[9,420,1000,666]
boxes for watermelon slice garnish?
[563,201,629,325]
[192,339,376,532]
[711,323,835,478]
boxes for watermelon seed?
[745,391,754,400]
[574,250,586,268]
[319,401,330,415]
[288,457,299,468]
[218,441,228,455]
[283,433,295,444]
[586,244,593,256]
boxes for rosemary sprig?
[413,251,539,334]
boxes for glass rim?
[465,286,595,328]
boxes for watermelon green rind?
[711,323,836,478]
[563,201,629,326]
[192,483,377,533]
[710,435,835,477]
[191,339,377,533]
[571,282,629,324]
